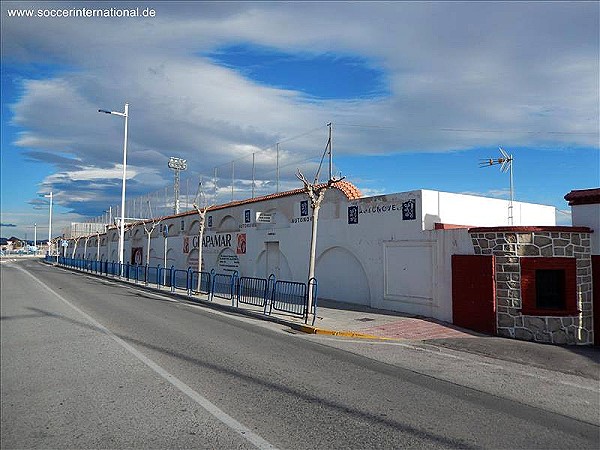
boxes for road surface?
[2,259,598,448]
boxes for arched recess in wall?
[254,245,292,280]
[316,246,370,305]
[149,249,159,265]
[218,215,238,232]
[110,249,118,261]
[187,219,200,235]
[165,248,176,267]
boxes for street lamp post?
[163,225,169,285]
[44,192,53,255]
[98,103,129,271]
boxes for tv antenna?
[480,147,514,225]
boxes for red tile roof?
[129,180,363,226]
[564,188,600,206]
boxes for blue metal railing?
[190,271,211,296]
[158,266,173,288]
[172,268,189,293]
[50,257,317,321]
[237,277,268,310]
[211,271,238,304]
[270,280,307,318]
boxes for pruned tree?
[143,200,162,266]
[71,235,83,259]
[296,123,344,323]
[192,180,213,292]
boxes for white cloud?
[1,1,598,224]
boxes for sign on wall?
[187,232,247,254]
[218,248,240,271]
[402,199,416,220]
[348,205,359,224]
[255,212,273,223]
[244,209,251,224]
[237,233,247,254]
[300,200,309,217]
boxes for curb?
[289,323,395,340]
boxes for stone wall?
[469,228,593,345]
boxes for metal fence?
[211,271,237,304]
[48,256,317,323]
[238,276,269,311]
[190,271,211,295]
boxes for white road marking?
[16,264,278,450]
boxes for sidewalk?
[132,278,600,381]
[47,260,600,381]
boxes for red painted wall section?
[452,255,496,335]
[520,257,578,316]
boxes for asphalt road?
[2,259,599,449]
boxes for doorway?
[266,242,280,279]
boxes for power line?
[211,124,326,170]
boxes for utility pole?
[163,225,169,285]
[252,153,256,198]
[276,143,280,193]
[44,192,53,255]
[296,123,344,324]
[96,231,101,261]
[231,160,235,202]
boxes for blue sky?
[1,1,598,239]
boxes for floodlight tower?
[168,157,187,214]
[480,147,514,225]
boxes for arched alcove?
[149,249,159,266]
[187,248,208,272]
[218,215,238,232]
[187,219,200,235]
[254,244,292,280]
[316,246,370,305]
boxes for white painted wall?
[570,203,600,254]
[68,187,554,321]
[421,190,556,228]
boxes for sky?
[1,1,598,240]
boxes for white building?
[69,182,556,323]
